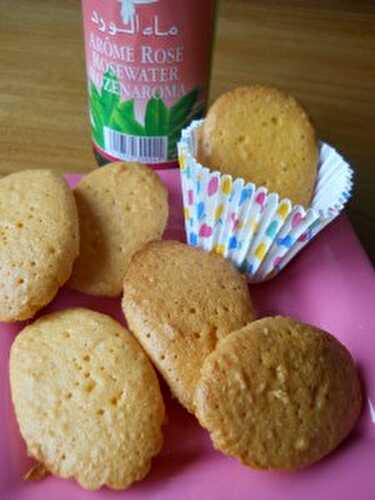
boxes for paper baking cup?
[177,120,353,282]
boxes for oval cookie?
[69,162,168,297]
[122,240,255,412]
[0,170,79,321]
[10,308,165,490]
[195,316,362,470]
[198,86,318,207]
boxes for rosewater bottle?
[81,0,216,167]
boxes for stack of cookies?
[1,114,360,491]
[3,163,169,489]
[0,163,168,321]
[122,242,362,471]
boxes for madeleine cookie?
[122,240,255,412]
[0,170,79,321]
[10,308,165,491]
[198,86,318,206]
[195,317,362,470]
[69,162,168,297]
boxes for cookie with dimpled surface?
[9,308,165,490]
[194,316,362,470]
[0,169,79,322]
[69,162,168,297]
[122,240,255,413]
[198,85,318,207]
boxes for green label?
[89,70,203,163]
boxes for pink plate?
[1,170,374,500]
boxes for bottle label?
[81,0,215,166]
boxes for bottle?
[81,0,216,168]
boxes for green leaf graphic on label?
[101,69,120,119]
[145,97,169,136]
[168,88,199,131]
[89,81,106,147]
[89,81,102,110]
[166,88,203,159]
[110,100,145,136]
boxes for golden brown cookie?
[69,162,168,297]
[194,316,362,470]
[0,170,79,321]
[10,308,165,491]
[122,240,255,412]
[198,86,318,206]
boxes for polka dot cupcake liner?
[177,120,354,282]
